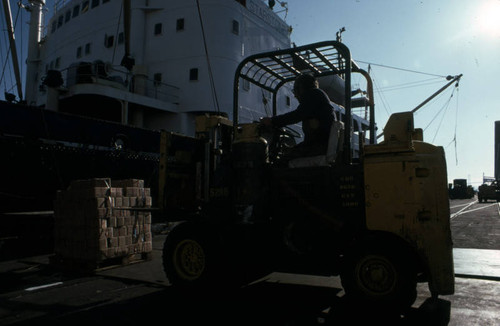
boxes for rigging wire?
[369,65,392,118]
[446,84,460,165]
[0,1,22,95]
[417,87,449,119]
[430,87,456,143]
[19,3,23,83]
[111,1,123,65]
[376,77,444,93]
[261,89,271,117]
[368,58,462,147]
[454,85,460,165]
[196,0,220,113]
[420,86,454,132]
[356,59,448,78]
[0,4,7,91]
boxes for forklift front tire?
[340,241,417,313]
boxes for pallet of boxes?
[52,178,153,272]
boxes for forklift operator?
[261,74,337,159]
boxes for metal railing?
[46,62,180,104]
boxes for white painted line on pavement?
[25,282,63,292]
[452,203,497,215]
[450,203,474,209]
[450,201,476,219]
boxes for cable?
[376,77,444,93]
[452,84,460,165]
[422,87,455,132]
[196,0,220,113]
[19,3,23,84]
[260,89,271,117]
[0,1,22,98]
[369,66,392,118]
[356,60,448,78]
[431,88,455,143]
[0,10,8,90]
[112,1,123,65]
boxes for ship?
[1,0,373,212]
[0,0,374,258]
[0,0,297,212]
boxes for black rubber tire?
[162,223,222,291]
[340,241,417,313]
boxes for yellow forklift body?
[195,114,233,135]
[363,112,454,295]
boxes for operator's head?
[293,74,318,101]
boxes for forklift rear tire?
[163,223,222,291]
[340,241,417,313]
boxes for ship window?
[154,73,162,86]
[65,10,71,23]
[118,32,124,44]
[104,35,114,48]
[76,46,82,58]
[176,18,185,31]
[51,21,56,33]
[55,57,61,68]
[85,43,92,55]
[72,5,80,18]
[154,23,162,35]
[91,0,100,9]
[189,68,198,81]
[232,19,240,35]
[57,15,63,28]
[286,95,291,106]
[103,0,110,3]
[81,1,89,13]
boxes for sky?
[282,0,500,187]
[1,0,499,187]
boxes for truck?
[448,179,475,199]
[159,41,454,313]
[478,122,500,203]
[478,180,499,202]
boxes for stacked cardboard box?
[53,178,152,268]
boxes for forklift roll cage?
[233,40,376,162]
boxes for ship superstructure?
[28,0,293,136]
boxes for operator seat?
[288,121,344,168]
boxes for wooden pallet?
[49,251,153,274]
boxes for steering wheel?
[279,125,302,139]
[265,126,301,162]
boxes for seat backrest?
[287,120,344,168]
[325,121,344,163]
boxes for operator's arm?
[271,104,307,127]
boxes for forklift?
[159,41,454,312]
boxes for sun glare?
[477,1,500,38]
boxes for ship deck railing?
[44,62,180,105]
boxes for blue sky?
[2,0,499,187]
[283,0,500,186]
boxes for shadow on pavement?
[328,296,451,325]
[4,274,451,326]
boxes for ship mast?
[24,0,45,105]
[1,0,23,101]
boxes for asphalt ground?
[0,198,499,325]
